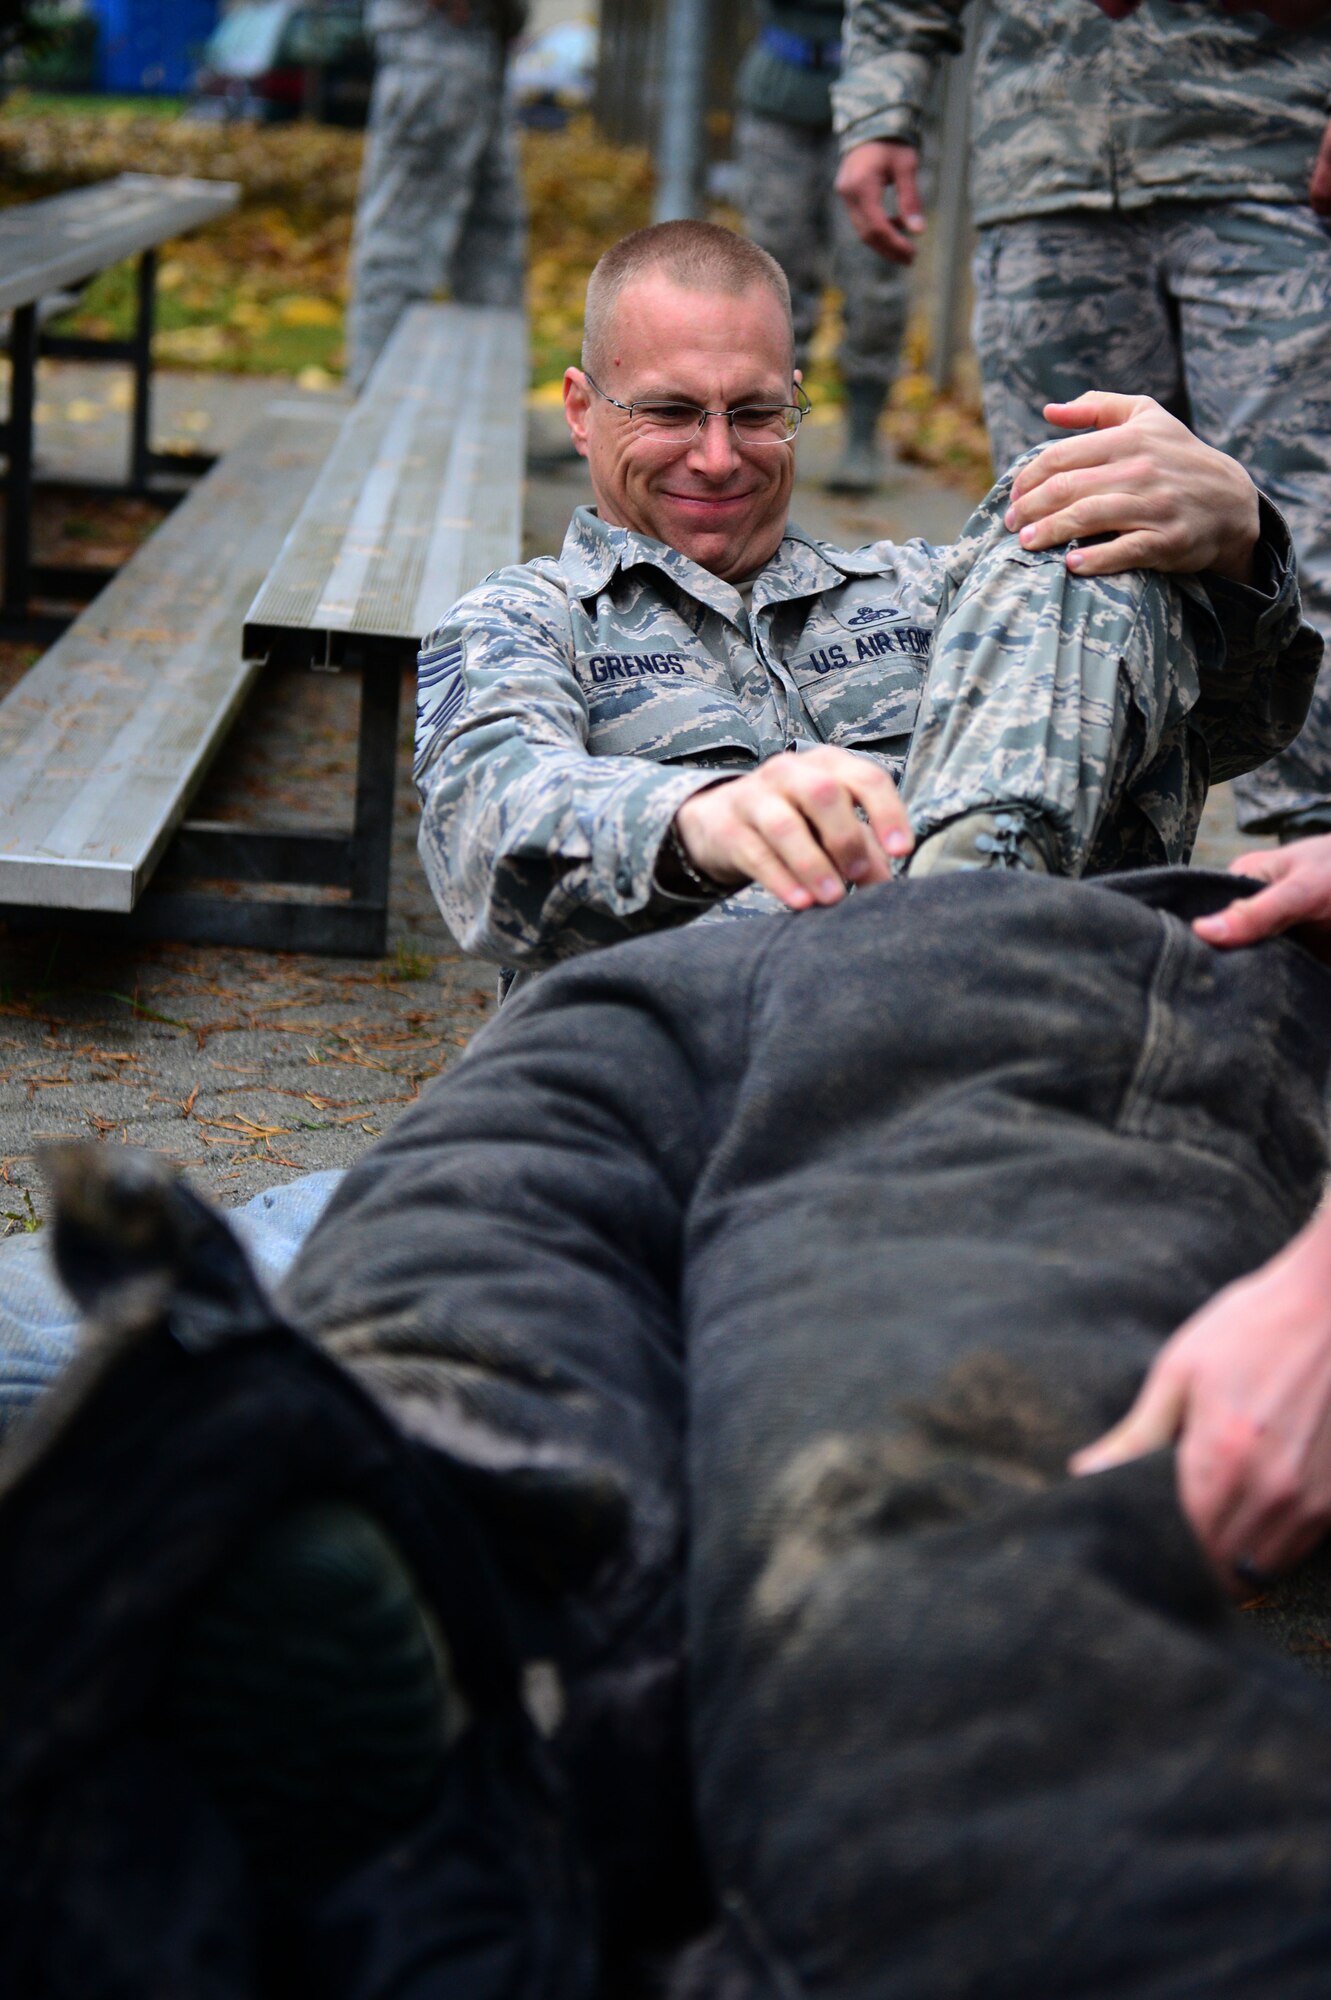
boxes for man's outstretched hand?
[672,747,913,910]
[1004,392,1260,583]
[1077,834,1331,1585]
[834,142,926,265]
[1192,837,1331,961]
[1070,1204,1331,1590]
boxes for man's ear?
[563,367,592,458]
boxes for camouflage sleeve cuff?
[593,763,739,921]
[1188,493,1324,784]
[833,56,932,152]
[1198,493,1301,676]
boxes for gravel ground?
[0,366,1267,1231]
[0,659,494,1223]
[0,365,496,1224]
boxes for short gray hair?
[581,221,794,379]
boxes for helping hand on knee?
[1002,390,1260,584]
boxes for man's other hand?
[672,747,913,910]
[1070,1204,1331,1590]
[1004,392,1260,583]
[1192,836,1331,960]
[834,142,926,265]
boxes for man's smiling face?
[563,270,799,583]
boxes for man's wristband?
[659,819,726,898]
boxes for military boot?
[0,1145,597,1998]
[167,1498,467,1894]
[908,808,1059,878]
[825,380,889,495]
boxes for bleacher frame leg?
[129,248,155,495]
[1,303,38,626]
[128,661,401,955]
[351,666,400,931]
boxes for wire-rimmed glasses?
[582,373,811,445]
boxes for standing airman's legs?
[969,212,1184,472]
[827,155,909,493]
[449,97,527,309]
[1168,200,1331,837]
[346,24,515,392]
[736,110,829,370]
[737,110,907,493]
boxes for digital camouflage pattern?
[972,203,1331,834]
[414,475,1318,969]
[834,0,1331,828]
[346,3,526,392]
[833,0,1331,228]
[736,110,907,392]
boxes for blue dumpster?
[91,0,221,95]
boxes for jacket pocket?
[789,650,922,752]
[579,650,763,764]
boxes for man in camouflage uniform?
[833,0,1331,840]
[736,1,909,492]
[415,221,1318,977]
[346,0,528,393]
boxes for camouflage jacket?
[834,0,1331,226]
[414,496,1314,969]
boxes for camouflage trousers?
[346,22,527,393]
[736,111,908,392]
[972,201,1331,832]
[900,471,1207,877]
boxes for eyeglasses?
[582,373,811,445]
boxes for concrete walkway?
[0,364,1265,1232]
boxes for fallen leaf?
[277,295,340,329]
[155,325,228,364]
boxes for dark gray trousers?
[286,867,1331,1996]
[7,870,1331,1997]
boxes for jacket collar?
[558,507,895,625]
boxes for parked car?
[191,0,370,125]
[508,19,596,128]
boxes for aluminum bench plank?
[244,303,525,667]
[0,174,239,315]
[0,401,340,912]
